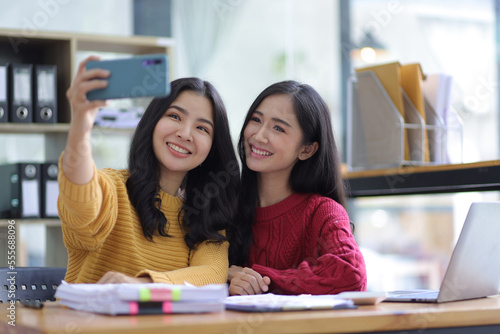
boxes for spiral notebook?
[224,293,356,312]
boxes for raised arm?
[62,56,109,184]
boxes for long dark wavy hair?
[228,80,346,265]
[127,77,240,249]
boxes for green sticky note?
[139,287,151,301]
[171,288,181,301]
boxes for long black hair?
[228,80,346,265]
[127,77,240,249]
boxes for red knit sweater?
[247,193,367,295]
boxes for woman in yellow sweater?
[58,56,239,285]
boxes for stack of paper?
[422,73,454,163]
[422,73,453,123]
[400,63,431,162]
[94,107,144,129]
[55,281,228,315]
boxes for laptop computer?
[384,202,500,303]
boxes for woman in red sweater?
[228,81,366,295]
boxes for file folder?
[356,62,410,160]
[348,72,406,168]
[0,64,8,122]
[0,163,41,218]
[8,64,33,123]
[33,65,57,123]
[41,162,59,218]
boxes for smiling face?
[153,90,214,187]
[243,94,310,181]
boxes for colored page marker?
[171,288,181,302]
[139,287,152,301]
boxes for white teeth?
[251,146,272,156]
[168,143,190,154]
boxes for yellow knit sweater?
[57,155,229,285]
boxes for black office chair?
[0,267,66,303]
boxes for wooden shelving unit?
[0,28,174,123]
[0,28,175,267]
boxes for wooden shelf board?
[76,34,174,52]
[0,28,174,46]
[0,219,61,227]
[0,123,138,135]
[344,160,500,197]
[0,123,70,134]
[345,160,500,179]
[0,29,72,42]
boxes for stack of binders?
[0,64,7,123]
[0,162,59,219]
[0,63,57,124]
[55,281,229,315]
